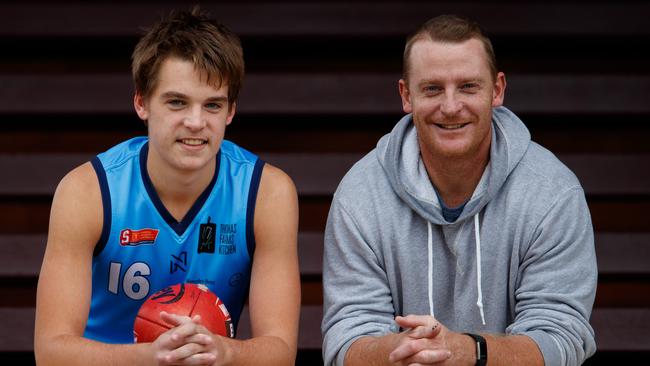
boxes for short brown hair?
[132,7,244,106]
[403,14,497,81]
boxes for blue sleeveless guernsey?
[84,137,264,343]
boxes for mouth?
[433,122,470,130]
[178,138,208,146]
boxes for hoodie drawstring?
[474,213,486,325]
[427,221,434,317]
[426,213,486,325]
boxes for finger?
[190,323,215,337]
[403,349,452,364]
[185,333,214,346]
[167,321,202,343]
[406,325,440,340]
[388,338,428,362]
[166,341,211,362]
[160,311,194,327]
[395,314,437,329]
[179,352,218,366]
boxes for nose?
[183,106,206,130]
[440,91,462,116]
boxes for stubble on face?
[401,38,502,163]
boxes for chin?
[173,157,211,172]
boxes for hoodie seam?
[522,185,584,257]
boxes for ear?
[133,92,149,121]
[225,102,237,126]
[491,72,507,107]
[398,79,413,114]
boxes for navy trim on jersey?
[139,142,221,236]
[91,156,112,257]
[245,158,265,259]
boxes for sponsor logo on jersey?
[170,251,187,273]
[219,223,237,255]
[119,228,159,246]
[229,272,243,287]
[198,217,216,254]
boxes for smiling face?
[134,57,235,176]
[399,38,505,162]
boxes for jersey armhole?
[91,157,112,257]
[245,158,265,260]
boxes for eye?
[423,85,443,95]
[167,99,186,109]
[205,102,222,111]
[460,83,480,92]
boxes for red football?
[133,283,234,343]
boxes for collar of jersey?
[139,141,221,237]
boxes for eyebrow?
[160,91,229,103]
[417,78,484,88]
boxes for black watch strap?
[464,333,487,366]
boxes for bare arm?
[34,163,211,366]
[183,164,300,365]
[34,163,152,365]
[345,315,543,366]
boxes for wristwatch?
[463,333,487,366]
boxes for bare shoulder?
[254,163,298,245]
[55,162,100,197]
[256,163,298,205]
[49,162,103,249]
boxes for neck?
[422,147,490,209]
[147,155,216,222]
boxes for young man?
[35,8,300,365]
[322,15,596,366]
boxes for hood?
[376,106,531,225]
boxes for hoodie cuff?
[334,335,366,366]
[521,329,565,366]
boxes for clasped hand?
[388,315,453,366]
[150,311,230,366]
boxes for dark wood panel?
[2,74,649,115]
[237,305,322,349]
[591,308,650,351]
[1,3,648,37]
[0,199,51,234]
[596,281,650,308]
[596,234,650,275]
[589,200,650,233]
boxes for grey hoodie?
[322,107,597,366]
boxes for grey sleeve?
[507,187,597,366]
[321,197,397,366]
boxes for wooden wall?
[0,1,648,364]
